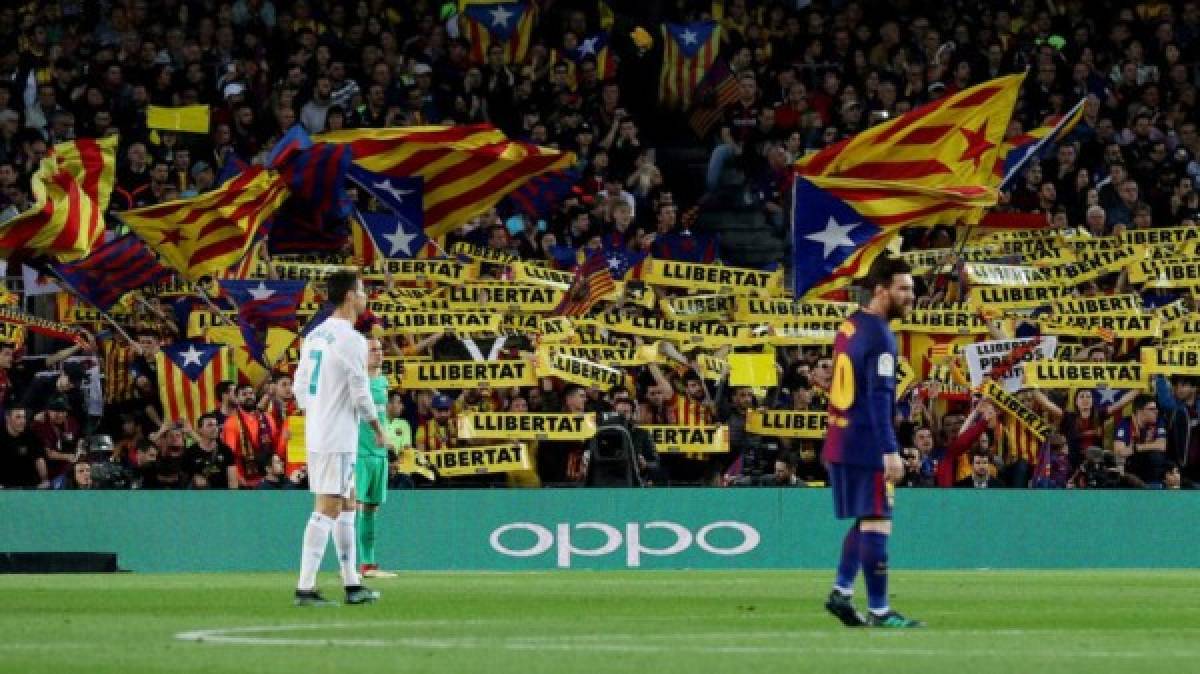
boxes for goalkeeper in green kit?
[357,338,396,578]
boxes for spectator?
[0,406,48,489]
[956,451,1004,488]
[221,384,279,488]
[185,413,238,490]
[1115,395,1168,486]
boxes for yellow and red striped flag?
[119,167,289,281]
[157,341,233,427]
[550,253,615,316]
[659,21,721,109]
[0,135,117,262]
[459,1,536,65]
[791,74,1025,297]
[316,125,573,238]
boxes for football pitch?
[2,570,1197,674]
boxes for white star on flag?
[679,28,698,45]
[489,4,513,28]
[373,179,414,206]
[247,282,276,301]
[805,216,860,258]
[1095,387,1121,407]
[578,37,599,56]
[179,345,205,368]
[607,255,622,271]
[384,222,419,256]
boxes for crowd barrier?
[2,490,1197,572]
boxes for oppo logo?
[489,521,761,568]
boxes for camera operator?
[1069,446,1126,489]
[611,394,660,486]
[770,452,806,487]
[85,434,133,490]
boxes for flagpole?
[194,281,239,328]
[42,266,137,348]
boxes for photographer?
[1069,446,1126,489]
[606,394,661,486]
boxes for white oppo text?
[488,521,761,568]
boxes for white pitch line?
[173,623,1200,659]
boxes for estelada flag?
[791,74,1025,297]
[157,341,233,427]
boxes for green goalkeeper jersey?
[357,375,390,458]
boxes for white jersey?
[293,316,376,455]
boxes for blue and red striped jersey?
[821,310,899,469]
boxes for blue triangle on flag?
[164,342,223,381]
[463,3,527,42]
[791,177,883,296]
[349,166,425,224]
[356,208,428,259]
[666,21,717,59]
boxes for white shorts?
[307,452,357,499]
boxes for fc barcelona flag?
[659,21,720,109]
[460,1,536,65]
[157,342,233,427]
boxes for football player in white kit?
[292,270,393,606]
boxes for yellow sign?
[395,360,539,389]
[445,284,564,312]
[426,443,531,477]
[980,379,1051,441]
[968,285,1069,309]
[644,425,729,454]
[891,308,990,335]
[638,259,783,295]
[745,410,828,438]
[729,353,777,388]
[731,298,855,322]
[1023,361,1149,389]
[537,351,626,390]
[456,413,598,441]
[1141,347,1200,376]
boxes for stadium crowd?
[1,0,1200,491]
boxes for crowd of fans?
[2,1,1200,490]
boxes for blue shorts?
[828,463,893,520]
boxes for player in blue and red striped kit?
[822,256,924,628]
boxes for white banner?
[962,337,1058,392]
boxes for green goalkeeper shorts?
[355,455,388,506]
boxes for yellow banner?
[271,262,359,281]
[891,307,989,335]
[0,320,26,347]
[644,425,729,454]
[1051,294,1142,316]
[396,360,538,389]
[638,259,783,295]
[376,311,502,334]
[426,443,532,477]
[540,343,660,367]
[982,238,1076,264]
[968,284,1069,309]
[1024,360,1149,389]
[964,263,1056,286]
[622,282,658,310]
[980,379,1051,441]
[508,262,574,289]
[768,322,839,346]
[1155,298,1190,324]
[287,414,307,464]
[1039,314,1160,339]
[445,284,564,312]
[537,351,626,390]
[371,259,480,284]
[456,412,597,440]
[745,410,828,438]
[896,356,916,400]
[661,293,734,319]
[1041,247,1141,285]
[697,353,729,381]
[1127,259,1200,287]
[1141,347,1200,376]
[581,313,769,348]
[1166,316,1200,338]
[731,298,856,322]
[451,241,521,265]
[1120,224,1200,248]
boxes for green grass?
[2,570,1198,673]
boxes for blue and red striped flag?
[550,252,616,316]
[52,234,174,310]
[659,21,721,109]
[218,279,306,363]
[505,169,579,219]
[652,230,718,264]
[267,125,352,218]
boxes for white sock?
[333,511,362,587]
[297,512,334,591]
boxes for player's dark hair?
[865,255,911,292]
[1133,393,1156,412]
[326,270,361,307]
